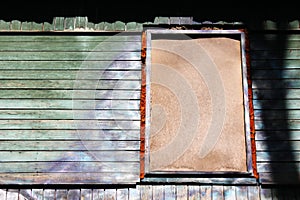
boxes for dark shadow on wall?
[0,5,299,24]
[249,20,300,192]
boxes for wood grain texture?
[0,34,142,184]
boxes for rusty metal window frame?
[140,29,258,182]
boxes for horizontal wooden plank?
[140,177,257,185]
[255,119,300,130]
[0,151,140,162]
[259,172,300,184]
[253,100,300,109]
[0,119,140,130]
[0,41,141,51]
[0,99,140,110]
[251,59,300,69]
[0,172,140,184]
[0,140,140,150]
[0,51,140,61]
[0,70,141,79]
[0,60,141,70]
[256,140,300,151]
[255,130,300,140]
[0,90,141,100]
[0,35,141,42]
[250,50,300,59]
[251,79,300,89]
[251,69,300,79]
[0,110,140,120]
[250,40,300,50]
[253,89,300,99]
[256,151,300,162]
[0,80,141,89]
[0,129,140,140]
[254,109,300,120]
[249,34,300,41]
[0,161,139,173]
[257,162,300,173]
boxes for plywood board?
[149,37,247,172]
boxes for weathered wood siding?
[2,184,300,200]
[250,31,300,184]
[0,33,142,184]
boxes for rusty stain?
[140,31,147,178]
[244,28,259,180]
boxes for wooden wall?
[0,17,299,199]
[0,32,142,184]
[250,28,300,184]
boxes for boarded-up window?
[142,30,254,175]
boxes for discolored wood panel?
[0,34,142,184]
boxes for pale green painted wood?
[0,129,140,140]
[0,109,140,120]
[0,20,10,30]
[11,20,21,30]
[75,17,88,29]
[0,80,141,89]
[0,172,140,184]
[0,41,141,51]
[54,17,65,31]
[21,22,32,31]
[0,99,140,109]
[0,119,140,130]
[114,21,126,31]
[0,162,139,173]
[64,17,75,30]
[0,51,140,60]
[31,22,43,31]
[0,70,140,79]
[0,35,141,41]
[0,60,141,70]
[0,151,140,162]
[0,140,139,150]
[94,22,105,30]
[0,90,141,100]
